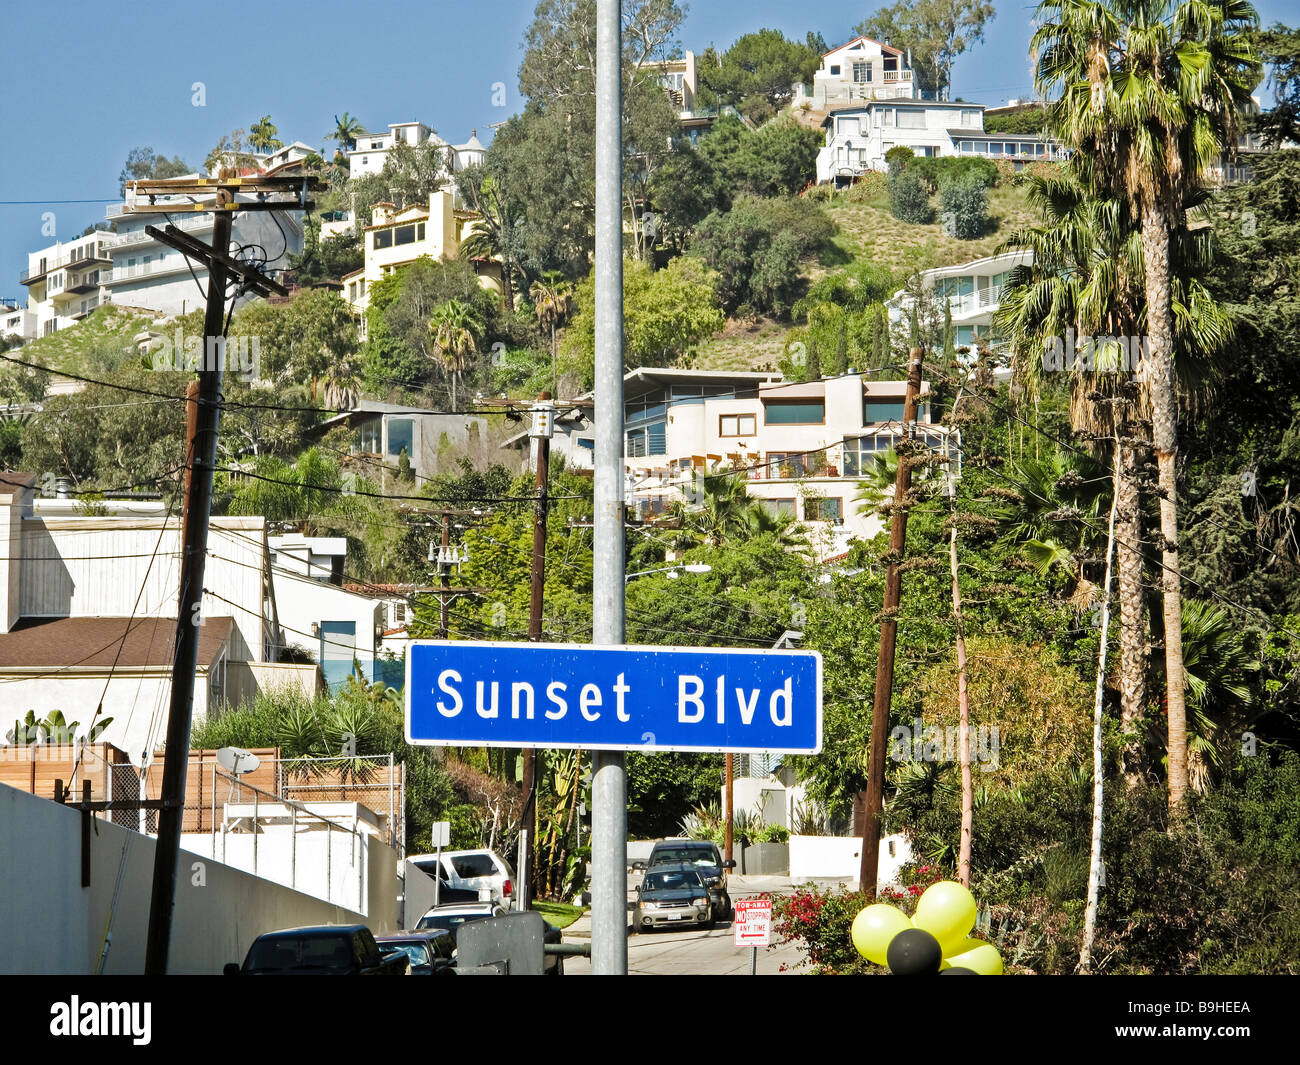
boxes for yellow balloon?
[946,938,1004,975]
[912,881,978,955]
[851,904,913,965]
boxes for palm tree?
[249,115,283,154]
[530,272,573,391]
[999,163,1238,786]
[665,468,755,551]
[1032,0,1262,812]
[328,113,364,154]
[429,299,482,409]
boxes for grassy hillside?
[17,305,158,378]
[692,179,1037,373]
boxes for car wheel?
[704,906,715,930]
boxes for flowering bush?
[771,886,876,974]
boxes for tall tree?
[1250,22,1300,147]
[249,115,283,153]
[328,113,365,154]
[119,147,190,195]
[696,29,826,121]
[1032,0,1261,813]
[855,0,997,100]
[429,298,484,408]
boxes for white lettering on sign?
[476,681,499,719]
[613,673,630,721]
[545,681,568,720]
[580,683,601,721]
[770,677,793,727]
[437,670,463,717]
[512,681,535,720]
[679,675,705,722]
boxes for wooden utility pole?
[521,393,553,907]
[139,171,315,975]
[858,349,923,897]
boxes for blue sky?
[0,0,1293,296]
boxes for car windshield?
[245,935,353,973]
[416,911,491,939]
[378,942,429,967]
[645,869,703,892]
[652,848,718,871]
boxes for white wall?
[272,567,382,660]
[0,784,398,974]
[788,832,912,885]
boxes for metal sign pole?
[592,0,627,976]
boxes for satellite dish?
[216,747,261,775]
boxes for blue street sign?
[405,641,822,754]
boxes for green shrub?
[938,173,990,239]
[909,155,999,192]
[888,168,933,225]
[884,145,914,173]
[772,886,875,974]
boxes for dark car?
[644,840,735,919]
[415,903,566,974]
[634,863,713,931]
[225,925,408,976]
[375,930,456,975]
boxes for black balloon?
[886,928,943,975]
[940,966,978,975]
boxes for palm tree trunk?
[1116,436,1147,785]
[1141,203,1189,814]
[1080,442,1121,974]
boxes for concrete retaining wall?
[0,783,398,974]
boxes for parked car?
[375,930,456,975]
[407,849,515,906]
[225,925,408,976]
[415,902,565,974]
[643,839,735,919]
[634,863,713,932]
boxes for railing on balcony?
[103,214,212,250]
[105,258,187,283]
[882,70,912,82]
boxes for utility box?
[457,912,545,976]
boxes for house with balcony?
[588,368,955,560]
[816,99,1069,184]
[97,186,304,319]
[19,234,114,337]
[0,474,321,765]
[796,35,924,111]
[340,190,500,332]
[889,250,1030,352]
[347,122,486,180]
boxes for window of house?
[373,228,393,250]
[719,413,756,437]
[766,452,821,478]
[417,222,426,241]
[763,400,824,425]
[853,61,871,83]
[838,116,861,137]
[805,497,843,522]
[761,498,797,517]
[394,224,417,246]
[898,109,927,129]
[387,417,414,459]
[371,140,382,149]
[865,399,907,424]
[356,417,382,455]
[961,109,980,127]
[829,65,841,76]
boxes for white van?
[408,849,515,907]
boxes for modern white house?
[19,185,305,328]
[889,250,1031,351]
[340,190,500,332]
[816,100,1069,183]
[1,299,33,343]
[0,474,318,765]
[347,122,486,180]
[798,35,924,109]
[544,368,954,560]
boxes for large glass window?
[865,399,906,423]
[764,400,824,425]
[761,498,796,517]
[373,228,393,250]
[387,417,414,459]
[394,224,417,246]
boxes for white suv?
[408,849,515,907]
